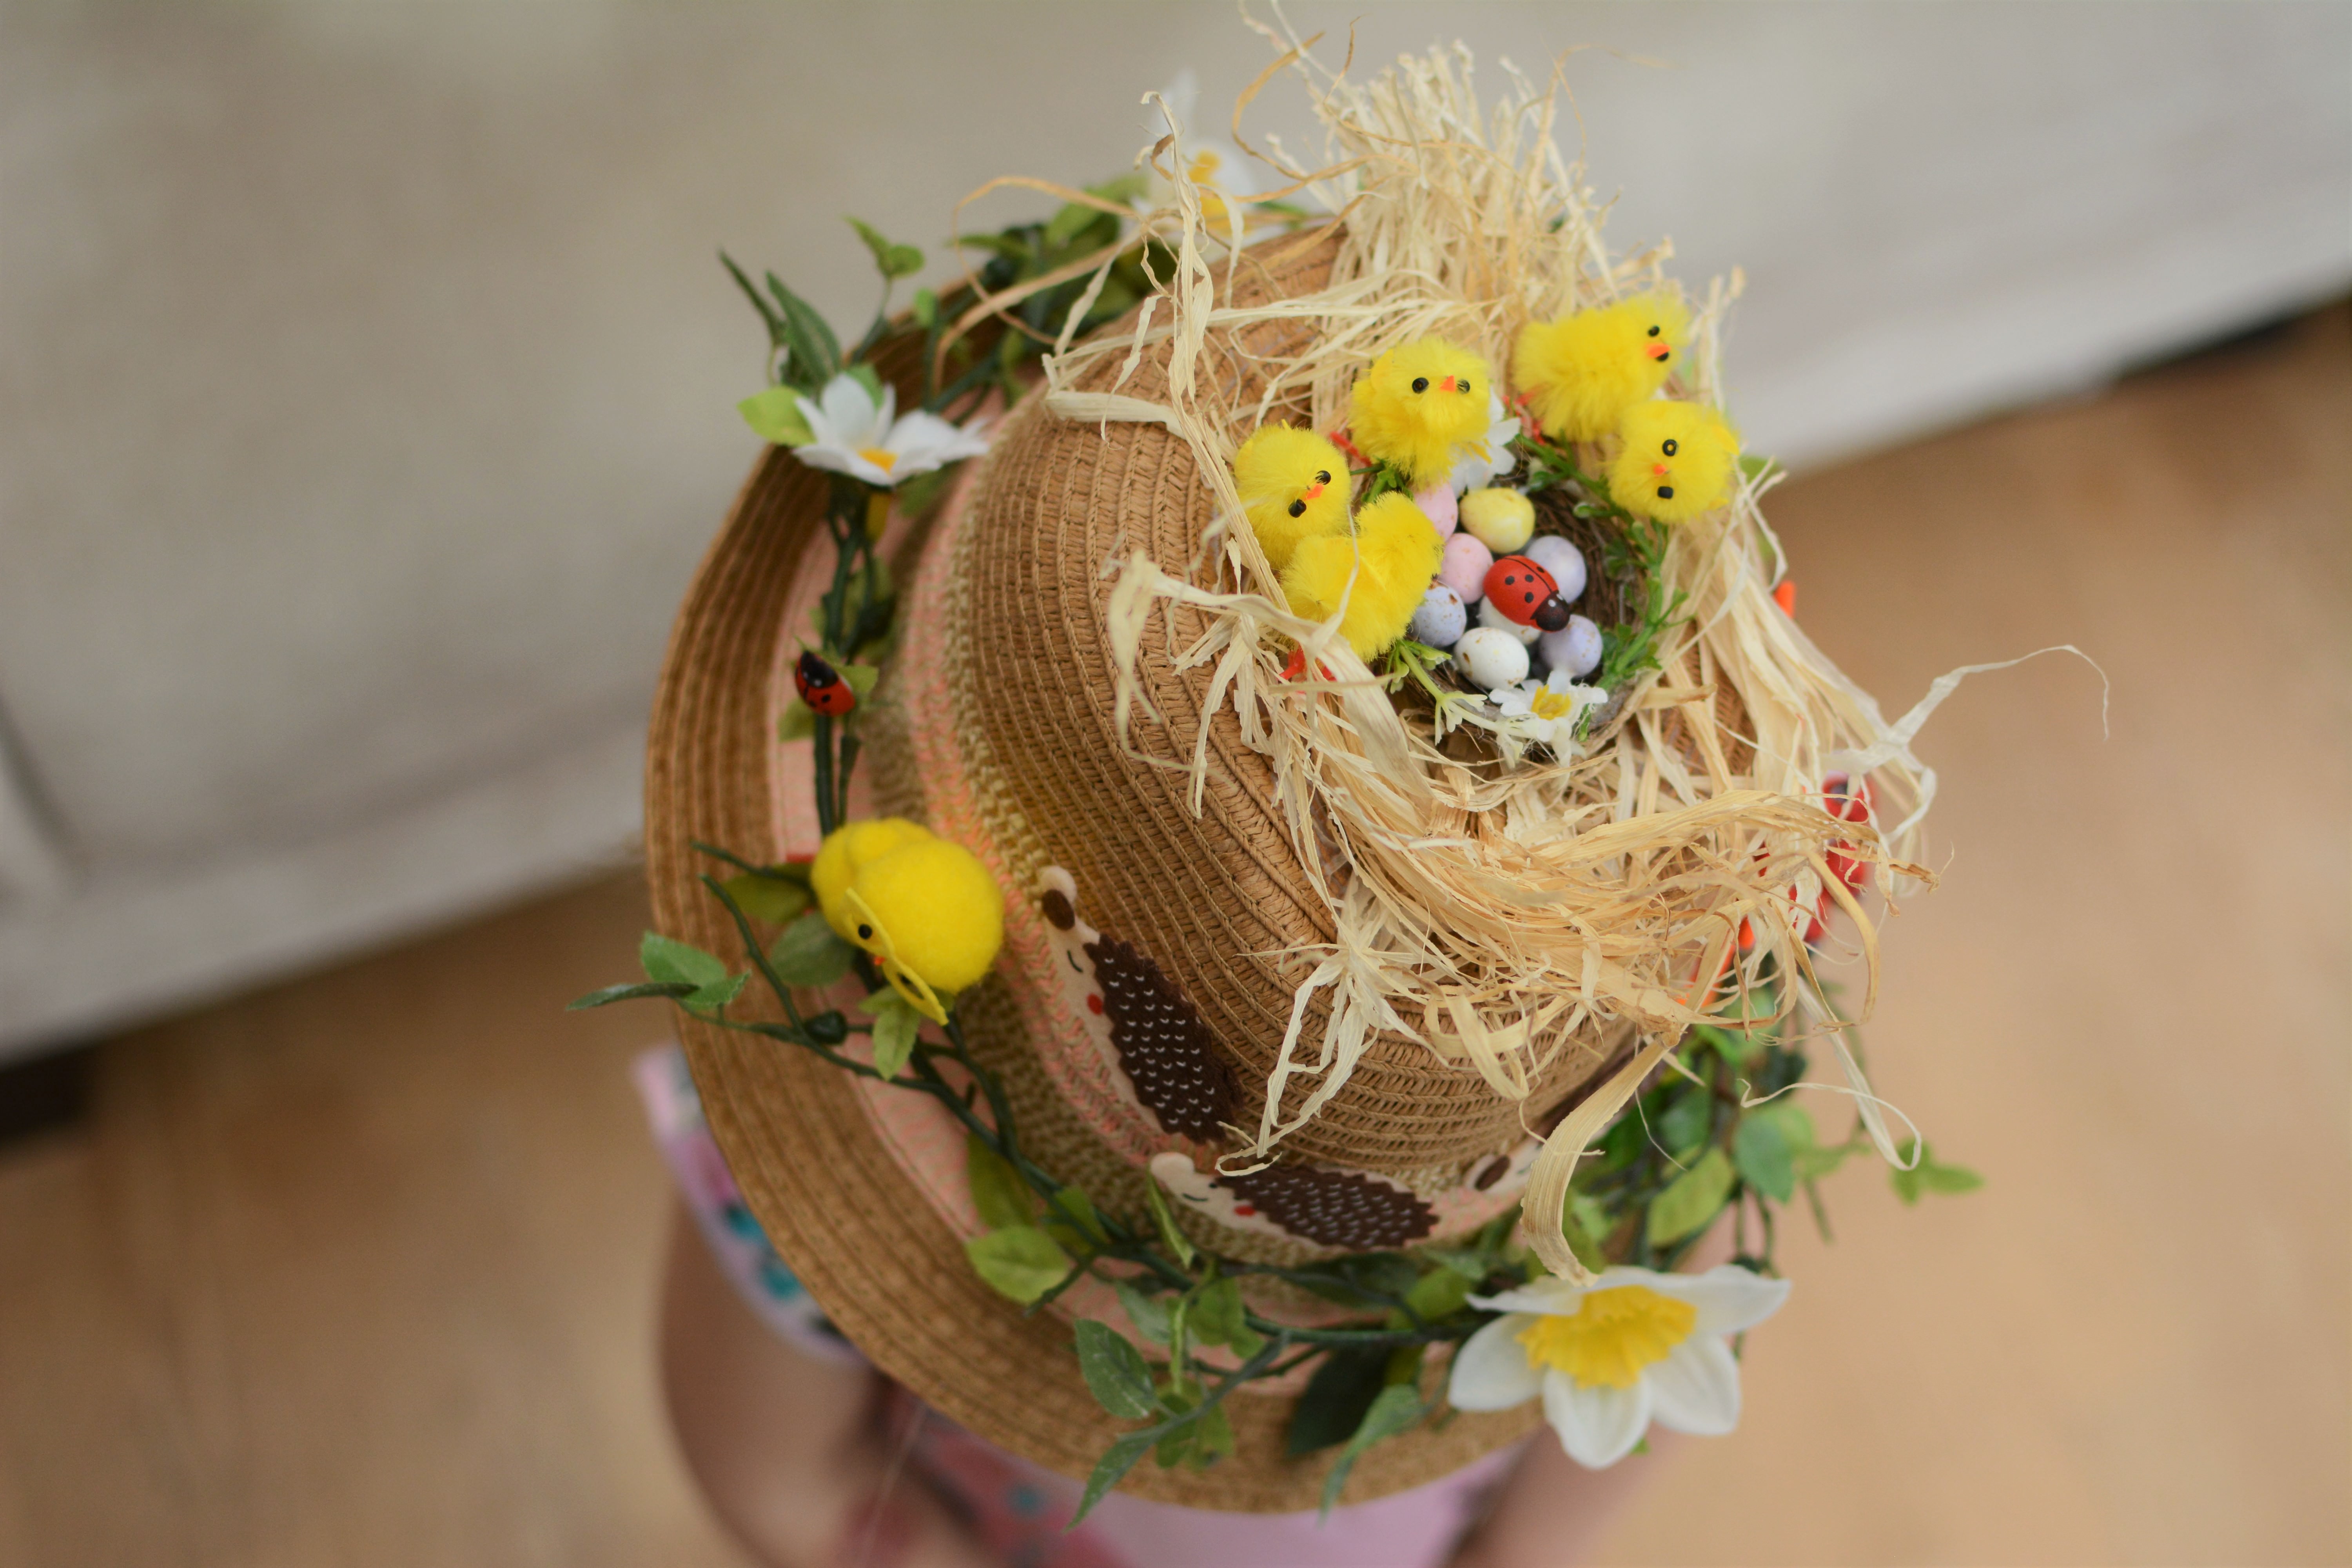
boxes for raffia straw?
[994,34,2025,1278]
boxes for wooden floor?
[1,308,2344,1568]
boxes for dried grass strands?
[1007,38,1972,1276]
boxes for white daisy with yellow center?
[1448,1265,1790,1468]
[1447,390,1523,494]
[1491,670,1607,754]
[792,373,991,490]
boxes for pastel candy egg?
[1438,533,1494,601]
[1414,483,1459,538]
[1539,613,1604,678]
[1522,535,1588,603]
[1477,594,1541,645]
[1409,584,1468,648]
[1452,626,1530,690]
[1459,488,1535,554]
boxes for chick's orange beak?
[1647,344,1671,361]
[1651,462,1670,475]
[1301,477,1326,499]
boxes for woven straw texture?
[646,326,1539,1510]
[946,225,1612,1175]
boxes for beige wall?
[2,2,2346,1053]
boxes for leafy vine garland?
[576,204,1978,1519]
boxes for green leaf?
[737,386,815,446]
[1655,1087,1713,1162]
[1113,1279,1172,1346]
[1732,1112,1797,1202]
[639,932,729,989]
[720,871,811,924]
[1563,1195,1610,1273]
[910,287,938,329]
[764,271,840,390]
[1285,1348,1388,1457]
[566,980,695,1011]
[847,216,926,279]
[1403,1267,1472,1324]
[1738,453,1773,481]
[1072,1430,1156,1524]
[1920,1162,1985,1195]
[837,662,881,697]
[1690,1023,1757,1066]
[857,988,921,1077]
[1187,1277,1261,1355]
[1043,1186,1109,1253]
[683,972,748,1013]
[963,1225,1070,1304]
[965,1135,1034,1230]
[1894,1140,1984,1201]
[766,912,854,987]
[776,699,817,742]
[1073,1319,1158,1421]
[845,361,885,403]
[719,249,786,349]
[1320,1385,1425,1518]
[1188,1400,1235,1468]
[1646,1147,1737,1247]
[1142,1172,1197,1270]
[1042,199,1105,251]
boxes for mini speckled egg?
[1477,594,1540,645]
[1459,488,1535,554]
[1522,535,1588,603]
[1414,483,1459,539]
[1408,584,1468,648]
[1438,533,1493,602]
[1452,626,1530,690]
[1539,614,1604,678]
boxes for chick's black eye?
[856,924,873,940]
[1459,379,1475,392]
[1647,325,1661,337]
[1410,377,1429,393]
[1315,470,1330,485]
[1662,438,1679,456]
[1288,499,1306,518]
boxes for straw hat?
[644,45,1939,1514]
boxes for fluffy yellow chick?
[1513,292,1692,443]
[843,835,1005,1019]
[1346,338,1492,489]
[813,817,934,938]
[1233,425,1349,573]
[1280,492,1445,658]
[1607,400,1739,523]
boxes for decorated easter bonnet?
[594,39,1993,1517]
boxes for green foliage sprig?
[577,223,1978,1523]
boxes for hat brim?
[645,358,1541,1512]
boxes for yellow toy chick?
[1512,292,1692,444]
[1607,400,1739,524]
[1346,338,1492,490]
[1280,492,1444,658]
[1233,425,1349,574]
[814,818,1005,1021]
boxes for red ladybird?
[793,649,856,717]
[1480,556,1572,631]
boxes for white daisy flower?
[1154,69,1264,226]
[1490,670,1607,755]
[1448,1265,1790,1468]
[792,373,990,489]
[1448,390,1523,494]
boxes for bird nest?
[1032,36,1938,1277]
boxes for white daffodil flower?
[792,373,990,490]
[1154,69,1263,227]
[1448,391,1523,494]
[1490,670,1607,755]
[1448,1265,1790,1468]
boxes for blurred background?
[1,4,2345,1566]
